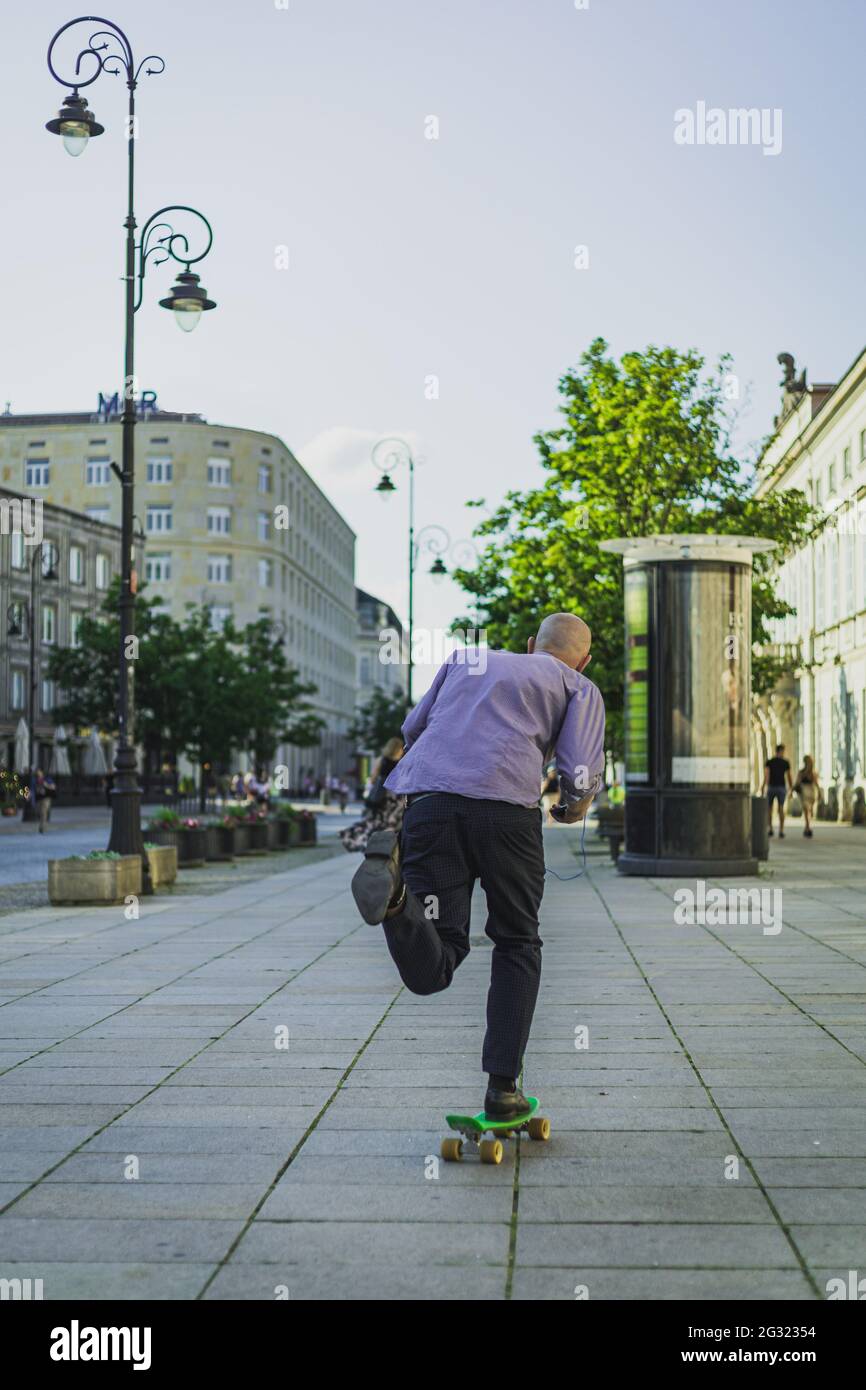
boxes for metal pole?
[106,75,150,892]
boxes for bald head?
[529,613,592,671]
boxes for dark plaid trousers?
[382,792,546,1077]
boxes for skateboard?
[441,1096,551,1164]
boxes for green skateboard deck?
[441,1097,551,1163]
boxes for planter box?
[145,825,181,853]
[246,820,268,854]
[145,824,206,867]
[287,820,302,846]
[178,826,207,867]
[298,817,317,845]
[229,822,251,855]
[145,844,178,888]
[205,824,235,861]
[266,817,282,850]
[49,855,142,906]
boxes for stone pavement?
[0,821,865,1301]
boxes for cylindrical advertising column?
[599,535,776,876]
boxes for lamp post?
[6,542,58,821]
[45,17,217,886]
[370,439,478,703]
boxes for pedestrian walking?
[793,755,821,838]
[763,743,793,838]
[340,738,404,852]
[337,780,350,814]
[34,769,55,834]
[350,613,605,1119]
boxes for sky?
[4,0,865,695]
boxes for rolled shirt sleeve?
[555,681,606,803]
[400,655,452,749]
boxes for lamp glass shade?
[60,123,90,157]
[172,300,203,332]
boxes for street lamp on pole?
[45,16,217,889]
[371,437,480,703]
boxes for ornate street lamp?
[45,16,218,890]
[370,438,480,702]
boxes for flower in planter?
[70,850,124,861]
[182,818,200,830]
[148,807,182,829]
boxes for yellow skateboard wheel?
[528,1116,551,1141]
[441,1137,463,1162]
[479,1138,504,1165]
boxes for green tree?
[48,593,326,803]
[453,339,814,755]
[348,685,409,755]
[47,584,191,765]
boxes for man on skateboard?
[351,613,605,1121]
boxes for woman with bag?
[340,737,404,852]
[794,755,821,838]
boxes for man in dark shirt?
[763,744,792,839]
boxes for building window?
[41,678,57,715]
[258,558,273,588]
[828,532,839,626]
[207,506,231,535]
[208,605,231,631]
[828,461,836,495]
[842,446,852,479]
[86,505,110,524]
[25,459,50,488]
[258,464,272,494]
[95,554,110,589]
[70,611,84,648]
[69,545,84,584]
[207,554,232,584]
[146,505,173,533]
[41,604,56,644]
[815,540,826,630]
[145,553,172,583]
[257,511,270,542]
[814,477,822,506]
[11,532,25,568]
[860,429,866,465]
[11,669,26,710]
[844,524,855,617]
[86,458,111,486]
[207,458,231,487]
[146,456,173,484]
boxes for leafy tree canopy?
[453,338,814,754]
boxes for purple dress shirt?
[385,648,606,808]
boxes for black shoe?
[484,1082,532,1121]
[779,831,785,839]
[351,830,403,924]
[768,828,774,837]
